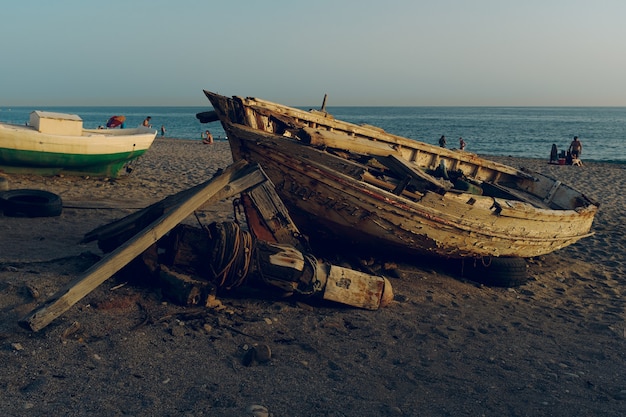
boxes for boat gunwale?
[235,94,535,179]
[228,94,598,211]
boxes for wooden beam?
[19,160,267,332]
[82,164,267,249]
[301,126,401,157]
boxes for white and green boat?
[0,111,157,178]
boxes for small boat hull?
[0,113,156,178]
[0,146,151,177]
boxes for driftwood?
[19,157,394,332]
[161,224,212,277]
[19,160,267,332]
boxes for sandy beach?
[1,138,625,416]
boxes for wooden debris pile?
[19,161,393,332]
[150,220,393,312]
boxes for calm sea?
[1,105,624,163]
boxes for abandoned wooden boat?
[200,90,599,260]
[0,111,157,178]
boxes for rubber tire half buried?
[462,257,529,287]
[0,189,63,218]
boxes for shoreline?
[167,136,626,165]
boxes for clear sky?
[2,0,625,107]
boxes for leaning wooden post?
[19,160,266,332]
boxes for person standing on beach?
[438,135,447,148]
[459,137,466,150]
[569,136,582,158]
[143,116,152,127]
[160,125,166,137]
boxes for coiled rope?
[203,220,323,295]
[205,222,253,290]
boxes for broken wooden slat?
[483,182,552,210]
[361,172,423,200]
[380,155,452,192]
[19,160,266,332]
[392,175,413,196]
[243,180,304,249]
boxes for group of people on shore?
[438,135,466,151]
[144,116,215,144]
[550,136,583,166]
[437,134,583,167]
[141,116,166,137]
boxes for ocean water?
[1,105,625,163]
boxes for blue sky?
[2,0,625,106]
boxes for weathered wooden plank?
[19,161,266,332]
[494,198,579,220]
[301,126,401,157]
[82,164,267,249]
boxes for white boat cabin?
[29,111,83,136]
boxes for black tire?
[461,257,529,287]
[0,189,63,217]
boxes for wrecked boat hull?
[203,91,598,259]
